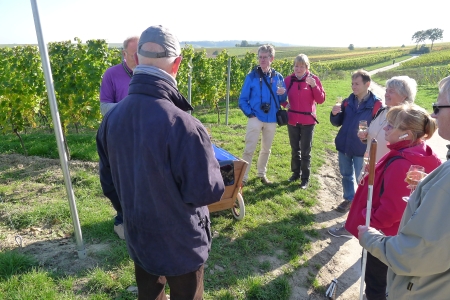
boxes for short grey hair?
[258,44,275,58]
[385,76,417,104]
[438,76,450,105]
[123,36,139,50]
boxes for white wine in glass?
[359,120,368,132]
[336,96,343,104]
[402,165,425,202]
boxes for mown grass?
[0,73,440,299]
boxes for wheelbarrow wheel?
[231,192,245,220]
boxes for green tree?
[425,28,444,50]
[240,40,249,47]
[412,30,426,49]
[348,44,354,50]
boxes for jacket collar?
[129,73,193,112]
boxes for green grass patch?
[0,73,441,299]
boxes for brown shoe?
[336,200,352,213]
[260,176,272,185]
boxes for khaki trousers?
[242,117,277,180]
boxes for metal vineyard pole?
[188,58,193,114]
[30,0,86,259]
[226,57,231,125]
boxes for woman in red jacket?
[345,103,442,300]
[283,54,326,188]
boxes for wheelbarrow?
[208,145,248,220]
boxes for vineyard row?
[0,39,413,135]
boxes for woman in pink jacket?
[345,104,442,300]
[283,54,326,189]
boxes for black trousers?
[364,252,388,300]
[134,262,204,300]
[287,124,315,180]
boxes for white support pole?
[30,0,86,259]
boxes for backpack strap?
[379,156,404,197]
[372,101,383,120]
[286,74,313,94]
[342,98,382,119]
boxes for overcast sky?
[1,0,449,48]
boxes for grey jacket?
[360,160,450,299]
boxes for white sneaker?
[327,225,353,238]
[114,224,125,240]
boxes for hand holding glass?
[276,79,285,95]
[402,165,425,202]
[277,79,284,89]
[359,120,368,132]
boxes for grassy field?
[0,71,441,299]
[199,44,417,60]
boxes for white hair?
[439,76,450,105]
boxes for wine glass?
[402,165,425,202]
[336,96,343,104]
[359,120,368,133]
[277,79,284,89]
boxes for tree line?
[412,28,444,51]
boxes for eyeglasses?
[432,103,450,115]
[258,55,271,60]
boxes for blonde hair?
[386,103,436,141]
[294,54,310,69]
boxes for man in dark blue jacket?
[330,70,382,213]
[96,25,225,299]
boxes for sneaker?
[336,200,352,213]
[260,176,272,185]
[299,179,309,189]
[114,224,125,240]
[288,173,300,182]
[328,225,353,238]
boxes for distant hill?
[180,40,296,48]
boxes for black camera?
[260,103,271,113]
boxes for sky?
[1,0,449,48]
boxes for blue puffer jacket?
[330,91,382,157]
[239,67,287,122]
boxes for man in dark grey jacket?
[96,25,225,299]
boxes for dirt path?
[298,153,363,300]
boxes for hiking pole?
[359,138,377,300]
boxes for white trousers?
[242,118,277,180]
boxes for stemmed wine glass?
[402,165,425,202]
[277,79,284,90]
[336,96,343,104]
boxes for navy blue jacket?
[330,91,382,156]
[239,67,287,122]
[96,73,225,276]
